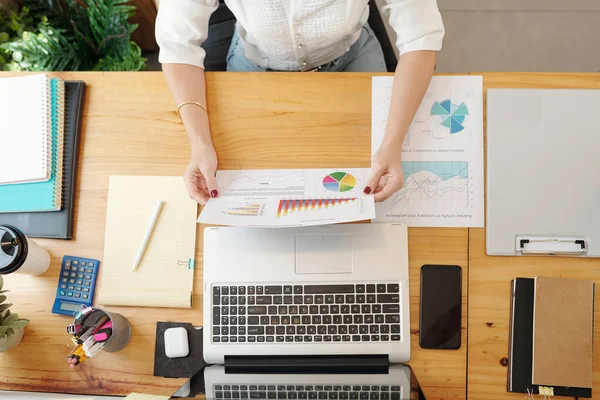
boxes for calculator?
[52,256,100,316]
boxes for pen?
[132,200,164,272]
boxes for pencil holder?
[99,308,132,352]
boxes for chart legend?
[225,202,263,216]
[323,172,357,192]
[276,198,357,218]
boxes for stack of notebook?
[0,74,86,239]
[507,276,594,398]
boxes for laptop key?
[298,393,308,399]
[318,393,327,399]
[213,336,220,342]
[370,325,379,334]
[345,295,355,304]
[333,335,341,342]
[289,306,298,315]
[361,305,371,314]
[385,315,400,323]
[352,335,360,341]
[274,296,283,305]
[377,294,399,303]
[375,315,384,324]
[284,296,293,305]
[340,394,349,400]
[265,286,282,294]
[330,393,338,399]
[249,306,267,315]
[215,391,223,398]
[278,393,287,399]
[371,335,380,341]
[285,336,293,342]
[268,393,277,399]
[377,284,386,293]
[364,315,374,324]
[276,336,285,342]
[248,326,264,335]
[248,297,256,305]
[294,295,303,304]
[295,336,303,342]
[261,316,269,325]
[288,393,297,400]
[239,286,246,295]
[304,335,313,342]
[372,304,381,313]
[391,335,401,341]
[276,326,285,334]
[222,287,229,295]
[282,316,291,324]
[256,286,264,295]
[318,326,326,334]
[356,295,365,304]
[381,335,389,341]
[302,316,311,325]
[256,296,272,305]
[323,315,332,324]
[297,326,306,335]
[391,394,400,400]
[383,304,400,313]
[367,295,376,304]
[284,286,293,294]
[240,307,247,315]
[267,336,275,342]
[360,325,369,334]
[314,336,323,342]
[328,326,337,334]
[268,306,278,314]
[221,336,229,343]
[250,392,266,399]
[230,286,237,295]
[362,335,370,341]
[279,306,289,314]
[222,316,229,325]
[308,392,318,399]
[257,336,265,342]
[380,394,389,400]
[315,295,324,304]
[248,286,255,295]
[343,315,352,324]
[308,326,317,334]
[213,327,220,335]
[356,285,365,293]
[230,326,237,335]
[287,326,296,335]
[324,335,332,342]
[266,326,275,335]
[351,305,360,314]
[391,325,401,333]
[339,326,348,334]
[342,335,351,341]
[222,297,229,305]
[367,284,376,293]
[250,386,258,390]
[325,295,334,304]
[248,316,260,325]
[387,284,399,293]
[294,285,303,294]
[213,287,221,305]
[354,315,363,324]
[239,336,246,342]
[360,393,369,399]
[320,305,329,314]
[370,392,379,399]
[349,394,358,400]
[349,325,358,334]
[213,307,220,325]
[304,295,314,304]
[335,295,344,303]
[240,316,247,324]
[248,336,256,342]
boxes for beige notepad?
[98,176,197,308]
[532,276,594,388]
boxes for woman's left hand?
[364,146,405,202]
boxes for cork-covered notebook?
[532,276,594,389]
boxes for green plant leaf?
[0,326,8,339]
[0,295,6,305]
[0,303,12,313]
[9,319,29,329]
[3,314,17,326]
[6,327,14,340]
[0,275,3,291]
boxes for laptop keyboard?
[211,283,402,344]
[213,384,403,399]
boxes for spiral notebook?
[0,74,52,185]
[0,78,65,213]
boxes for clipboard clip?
[516,236,587,256]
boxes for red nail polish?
[210,190,218,198]
[363,186,372,195]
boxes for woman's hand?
[184,144,219,205]
[364,146,405,202]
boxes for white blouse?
[156,0,445,72]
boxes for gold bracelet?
[177,101,208,120]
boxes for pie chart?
[430,99,469,134]
[323,172,356,192]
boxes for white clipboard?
[486,88,600,257]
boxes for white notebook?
[0,74,52,185]
[98,176,198,308]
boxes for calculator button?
[69,279,75,284]
[65,265,71,271]
[83,294,89,300]
[66,259,71,266]
[60,284,67,289]
[60,290,66,296]
[75,286,82,292]
[80,261,87,266]
[77,273,84,279]
[67,291,73,297]
[68,285,74,290]
[85,275,92,280]
[62,272,69,277]
[62,278,68,283]
[80,267,86,272]
[83,288,90,293]
[84,281,91,286]
[76,280,83,285]
[70,272,77,278]
[87,268,94,274]
[74,293,81,298]
[73,260,79,265]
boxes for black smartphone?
[419,264,462,350]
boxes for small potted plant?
[0,276,29,352]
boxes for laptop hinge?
[224,355,389,374]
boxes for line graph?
[393,161,469,207]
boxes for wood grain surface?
[0,72,467,398]
[467,72,600,400]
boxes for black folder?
[0,81,86,239]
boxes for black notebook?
[507,277,592,398]
[0,81,86,239]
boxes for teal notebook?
[0,78,65,212]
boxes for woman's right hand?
[184,144,219,205]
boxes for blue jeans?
[227,24,387,72]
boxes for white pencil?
[132,200,164,272]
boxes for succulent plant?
[0,275,29,341]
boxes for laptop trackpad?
[294,234,353,274]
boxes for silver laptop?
[172,365,424,399]
[203,224,410,365]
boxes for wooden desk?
[0,72,468,398]
[467,73,600,399]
